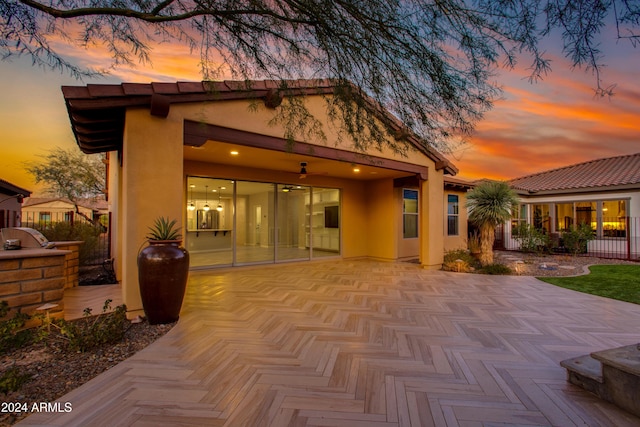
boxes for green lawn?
[538,265,640,305]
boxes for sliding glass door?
[235,181,275,265]
[186,177,339,268]
[276,184,310,261]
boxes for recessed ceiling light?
[353,167,360,173]
[230,150,239,155]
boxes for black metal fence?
[21,212,111,266]
[496,217,640,261]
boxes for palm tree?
[467,181,519,266]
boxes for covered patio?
[21,260,640,426]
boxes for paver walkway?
[20,260,640,426]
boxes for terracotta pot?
[137,240,189,324]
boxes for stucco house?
[21,197,108,226]
[501,153,640,259]
[0,179,31,228]
[62,79,469,317]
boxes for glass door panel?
[309,188,340,258]
[186,177,233,267]
[235,181,275,264]
[276,184,310,261]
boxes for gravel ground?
[0,319,174,426]
[494,250,639,277]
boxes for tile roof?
[509,153,640,193]
[0,178,31,197]
[61,79,456,175]
[23,197,107,210]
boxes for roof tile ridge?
[509,152,640,183]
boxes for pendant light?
[203,185,210,211]
[187,185,196,211]
[216,187,223,212]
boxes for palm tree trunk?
[479,223,495,266]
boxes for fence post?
[627,216,632,261]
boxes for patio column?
[419,171,445,269]
[120,109,185,318]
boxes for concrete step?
[560,354,606,398]
[561,343,640,418]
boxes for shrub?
[513,223,550,254]
[34,221,103,265]
[0,366,31,394]
[442,249,479,272]
[478,263,512,275]
[562,224,595,255]
[0,301,34,355]
[467,231,481,254]
[51,299,128,352]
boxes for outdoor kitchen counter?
[0,247,71,321]
[0,247,70,259]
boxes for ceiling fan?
[297,162,327,179]
[281,185,304,192]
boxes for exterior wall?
[0,194,24,227]
[114,97,449,316]
[444,189,470,252]
[120,108,185,318]
[504,189,640,258]
[364,179,398,261]
[420,172,445,269]
[108,151,122,282]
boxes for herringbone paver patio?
[20,260,640,426]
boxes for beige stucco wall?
[120,108,185,317]
[420,172,445,269]
[111,95,450,316]
[363,179,398,261]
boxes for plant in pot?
[137,217,189,324]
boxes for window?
[403,189,418,239]
[511,204,527,235]
[555,203,573,232]
[39,212,51,225]
[576,202,596,230]
[533,204,550,233]
[602,200,627,238]
[447,194,459,236]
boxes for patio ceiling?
[184,140,410,181]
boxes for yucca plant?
[146,217,181,241]
[466,181,519,266]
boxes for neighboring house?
[22,197,108,225]
[62,79,463,317]
[502,153,640,259]
[0,179,31,228]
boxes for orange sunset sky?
[1,30,639,195]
